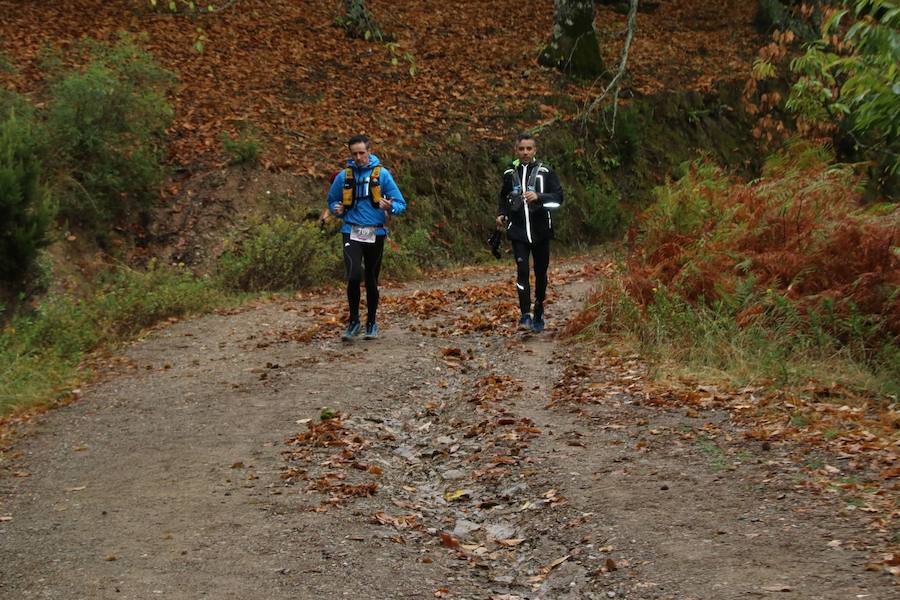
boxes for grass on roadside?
[0,265,234,415]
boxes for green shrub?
[755,0,789,32]
[0,109,55,285]
[552,180,625,247]
[221,127,262,165]
[639,160,732,246]
[46,36,174,228]
[787,1,899,188]
[218,218,338,291]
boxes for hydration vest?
[341,165,383,208]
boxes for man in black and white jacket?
[496,132,564,333]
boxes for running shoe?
[341,320,361,340]
[364,322,379,339]
[531,316,545,333]
[518,315,533,331]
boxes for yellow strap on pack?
[369,165,382,207]
[341,165,383,208]
[341,167,354,207]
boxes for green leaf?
[823,9,848,35]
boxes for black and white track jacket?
[498,159,564,244]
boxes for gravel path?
[1,259,895,599]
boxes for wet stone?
[441,469,466,481]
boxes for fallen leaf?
[444,489,470,502]
[497,538,525,547]
[440,532,460,548]
[545,555,570,572]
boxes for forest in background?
[0,0,897,476]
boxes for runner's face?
[516,139,536,164]
[349,142,371,167]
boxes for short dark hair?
[515,132,536,144]
[347,134,370,148]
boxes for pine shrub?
[218,218,338,291]
[46,37,174,229]
[0,109,54,285]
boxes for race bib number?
[350,225,377,243]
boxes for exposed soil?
[1,258,896,599]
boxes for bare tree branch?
[582,0,638,133]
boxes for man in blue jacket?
[327,134,406,340]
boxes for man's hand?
[524,191,539,203]
[379,197,393,211]
[332,203,345,215]
[496,215,508,227]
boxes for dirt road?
[1,259,895,599]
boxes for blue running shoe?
[364,322,379,339]
[518,315,533,331]
[341,320,361,341]
[532,316,545,333]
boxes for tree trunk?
[539,0,604,77]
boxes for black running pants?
[342,233,385,324]
[511,238,550,317]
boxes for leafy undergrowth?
[566,141,898,474]
[0,266,234,417]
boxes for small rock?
[452,519,481,539]
[442,469,466,481]
[485,522,516,540]
[500,482,528,499]
[393,445,420,464]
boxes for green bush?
[218,218,338,291]
[46,36,174,228]
[221,127,262,165]
[639,160,732,247]
[0,109,55,285]
[552,180,625,247]
[787,1,899,189]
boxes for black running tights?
[343,233,385,324]
[511,238,550,317]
